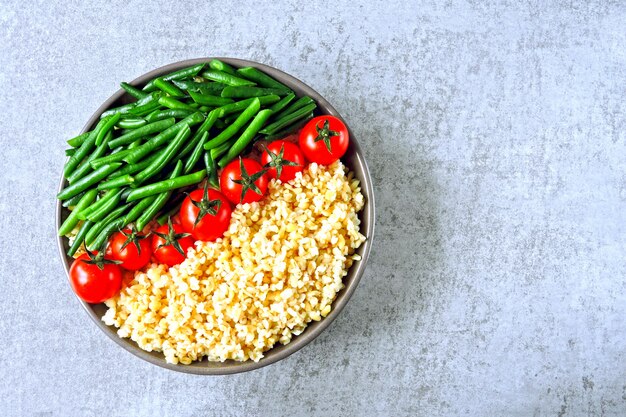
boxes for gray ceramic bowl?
[56,58,375,374]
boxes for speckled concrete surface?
[1,1,625,416]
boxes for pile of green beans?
[59,60,318,254]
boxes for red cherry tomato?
[69,253,122,303]
[107,227,152,271]
[152,220,194,267]
[260,140,305,182]
[180,186,232,242]
[220,158,269,204]
[299,115,349,165]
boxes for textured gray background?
[1,0,625,416]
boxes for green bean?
[100,102,136,119]
[128,139,142,149]
[58,189,98,236]
[128,92,163,116]
[272,96,315,120]
[62,190,87,208]
[88,217,126,251]
[108,152,160,179]
[84,203,130,247]
[172,80,226,95]
[198,105,211,112]
[156,202,183,226]
[269,93,296,113]
[184,131,209,173]
[262,113,314,141]
[134,125,190,184]
[97,174,135,190]
[120,82,148,99]
[179,110,219,158]
[157,96,196,112]
[143,63,205,92]
[209,59,238,76]
[218,109,273,167]
[221,86,290,99]
[188,90,233,107]
[188,102,200,109]
[86,189,123,222]
[67,220,94,257]
[90,148,133,168]
[145,108,193,123]
[108,118,175,148]
[95,113,120,146]
[236,66,290,90]
[204,98,260,150]
[203,151,219,189]
[153,78,185,97]
[124,195,157,224]
[123,112,204,164]
[65,148,75,157]
[216,95,280,118]
[67,132,90,148]
[68,130,113,183]
[136,161,184,230]
[63,117,108,178]
[116,118,147,129]
[77,188,119,220]
[259,103,316,135]
[125,169,206,202]
[201,69,256,87]
[57,163,121,200]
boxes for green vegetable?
[125,169,206,202]
[269,93,296,114]
[203,151,219,189]
[204,98,261,150]
[116,118,147,129]
[218,109,273,167]
[136,161,184,230]
[58,189,98,236]
[215,95,280,117]
[172,80,227,95]
[184,131,209,173]
[90,148,133,168]
[178,110,219,158]
[67,132,90,148]
[120,82,148,99]
[134,124,190,184]
[63,117,108,178]
[236,66,290,90]
[127,92,163,116]
[123,112,204,163]
[108,152,160,178]
[97,174,135,190]
[108,118,175,148]
[67,220,93,257]
[220,86,290,99]
[85,189,124,222]
[100,102,136,119]
[153,78,185,97]
[58,163,121,200]
[209,59,238,76]
[62,191,87,208]
[145,108,193,123]
[272,96,315,120]
[143,63,205,92]
[89,217,127,252]
[188,90,234,107]
[67,130,113,183]
[201,69,256,87]
[78,188,120,220]
[259,103,316,135]
[158,96,197,112]
[123,195,158,224]
[84,203,130,248]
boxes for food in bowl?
[58,60,366,363]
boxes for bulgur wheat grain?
[102,161,365,363]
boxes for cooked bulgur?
[102,161,365,363]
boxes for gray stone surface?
[0,0,624,416]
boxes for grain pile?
[102,161,365,363]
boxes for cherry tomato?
[299,115,349,165]
[152,219,194,267]
[260,140,305,182]
[180,184,232,242]
[69,252,122,303]
[220,158,269,204]
[107,227,152,271]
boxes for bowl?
[56,58,375,374]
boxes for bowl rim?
[55,57,375,375]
